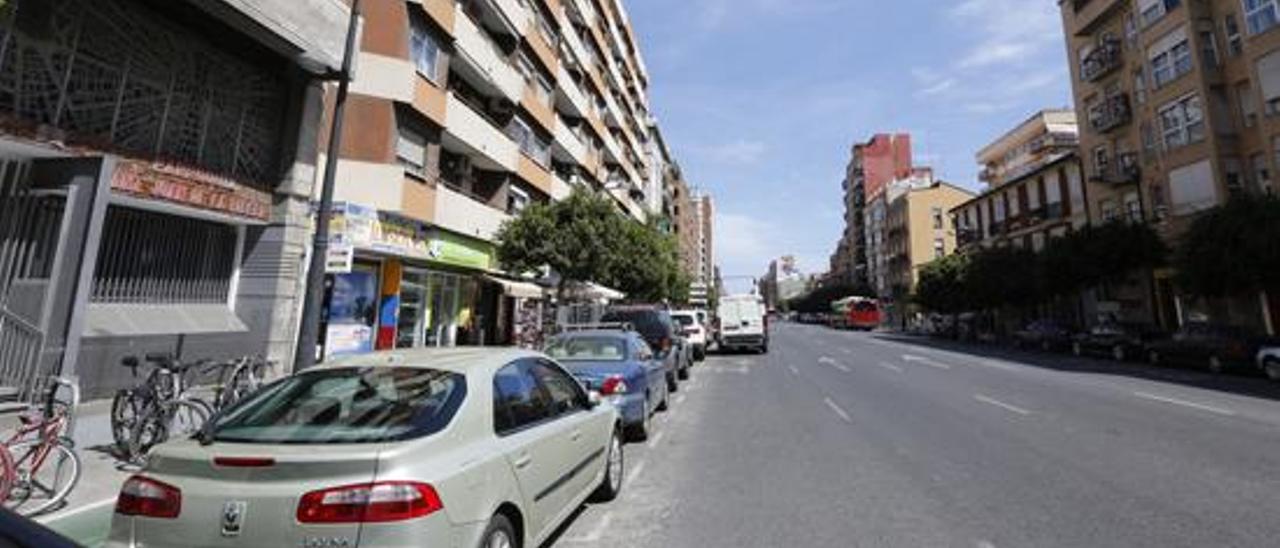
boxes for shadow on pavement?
[869,332,1280,403]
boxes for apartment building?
[0,0,349,397]
[877,176,974,326]
[833,133,916,288]
[952,110,1089,253]
[317,0,667,357]
[694,192,715,285]
[672,172,699,283]
[1060,0,1280,331]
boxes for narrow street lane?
[550,323,1280,548]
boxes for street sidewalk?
[3,398,135,547]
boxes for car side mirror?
[587,391,603,409]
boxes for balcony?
[1069,0,1127,37]
[1089,154,1141,185]
[452,6,525,102]
[556,66,591,117]
[1080,39,1123,82]
[443,93,519,171]
[553,120,589,164]
[1088,94,1132,133]
[433,184,511,242]
[489,0,533,37]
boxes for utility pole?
[294,0,362,371]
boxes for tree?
[786,283,872,314]
[1177,195,1280,297]
[496,190,690,303]
[914,253,970,314]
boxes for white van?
[717,294,769,353]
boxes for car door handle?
[514,454,532,470]
[570,430,583,442]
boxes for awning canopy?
[562,281,626,302]
[485,276,545,299]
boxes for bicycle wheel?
[0,446,14,502]
[5,440,81,516]
[110,389,144,456]
[129,400,209,464]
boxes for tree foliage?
[912,221,1167,314]
[495,190,689,303]
[1177,195,1280,297]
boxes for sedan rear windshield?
[210,367,466,444]
[601,311,668,338]
[546,337,628,361]
[671,314,695,326]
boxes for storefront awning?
[563,281,627,302]
[485,276,546,299]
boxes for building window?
[1158,93,1205,149]
[1258,49,1280,115]
[506,116,552,168]
[396,124,428,177]
[1244,0,1280,35]
[91,207,239,304]
[517,53,555,109]
[1141,0,1182,28]
[507,186,530,215]
[410,11,443,83]
[1238,82,1260,127]
[1123,191,1143,222]
[1142,122,1158,156]
[932,207,943,230]
[1149,29,1192,88]
[1094,145,1111,175]
[1125,13,1139,46]
[1134,69,1148,105]
[1199,29,1219,68]
[1225,14,1244,56]
[1252,152,1272,190]
[1100,199,1120,222]
[933,239,946,260]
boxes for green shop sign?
[427,230,493,271]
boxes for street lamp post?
[293,0,362,371]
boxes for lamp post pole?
[293,0,362,371]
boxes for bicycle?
[203,355,275,412]
[110,353,212,464]
[0,377,82,516]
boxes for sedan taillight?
[297,481,442,523]
[600,375,629,396]
[116,475,182,519]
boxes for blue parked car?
[545,330,669,441]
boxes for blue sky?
[627,0,1074,293]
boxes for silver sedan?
[105,347,624,548]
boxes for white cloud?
[949,0,1063,69]
[918,78,957,96]
[715,211,776,275]
[700,139,768,164]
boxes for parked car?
[1258,346,1280,381]
[600,305,691,385]
[670,310,708,361]
[717,294,769,353]
[106,348,624,548]
[545,330,669,440]
[1071,322,1166,361]
[1013,320,1076,351]
[1145,322,1264,373]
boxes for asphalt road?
[548,322,1280,548]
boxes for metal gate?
[0,158,64,398]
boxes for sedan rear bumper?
[608,393,649,426]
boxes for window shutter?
[1257,49,1280,103]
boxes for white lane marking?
[977,541,997,548]
[818,356,837,365]
[1133,392,1236,416]
[975,359,1020,372]
[974,394,1031,416]
[625,460,647,487]
[841,348,853,355]
[834,363,851,373]
[788,365,799,376]
[903,354,952,369]
[735,358,752,366]
[824,397,853,423]
[646,430,666,448]
[878,362,904,373]
[675,394,686,405]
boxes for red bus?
[846,297,882,331]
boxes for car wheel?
[479,513,517,548]
[628,402,651,442]
[1148,349,1161,366]
[1072,342,1083,357]
[590,429,624,502]
[1208,355,1225,374]
[667,372,678,393]
[1112,345,1127,362]
[1265,359,1280,382]
[677,362,690,381]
